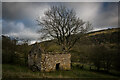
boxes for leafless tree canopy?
[37,6,92,52]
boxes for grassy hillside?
[87,28,120,36]
[38,28,120,60]
[39,28,120,50]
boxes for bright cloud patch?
[3,21,41,40]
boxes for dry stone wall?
[28,52,71,72]
[41,53,71,72]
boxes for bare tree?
[37,5,92,52]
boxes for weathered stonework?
[28,43,71,72]
[40,53,71,72]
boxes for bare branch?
[37,5,92,52]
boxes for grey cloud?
[2,2,118,41]
[0,3,2,35]
[3,2,118,28]
[2,2,50,32]
[0,20,2,35]
[93,2,118,28]
[2,0,120,2]
[63,2,118,28]
[3,20,24,34]
[0,4,1,16]
[2,2,49,20]
[3,20,41,40]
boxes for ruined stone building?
[28,43,71,72]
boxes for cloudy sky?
[2,2,118,43]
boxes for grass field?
[2,64,120,78]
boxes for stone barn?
[28,43,71,72]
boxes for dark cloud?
[64,2,118,28]
[0,3,2,36]
[2,2,49,20]
[2,0,120,2]
[93,2,118,28]
[0,5,1,16]
[2,2,118,41]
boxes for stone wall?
[41,53,71,72]
[28,52,71,72]
[28,53,41,70]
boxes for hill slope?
[39,28,120,51]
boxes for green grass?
[2,64,120,78]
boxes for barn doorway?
[56,63,60,70]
